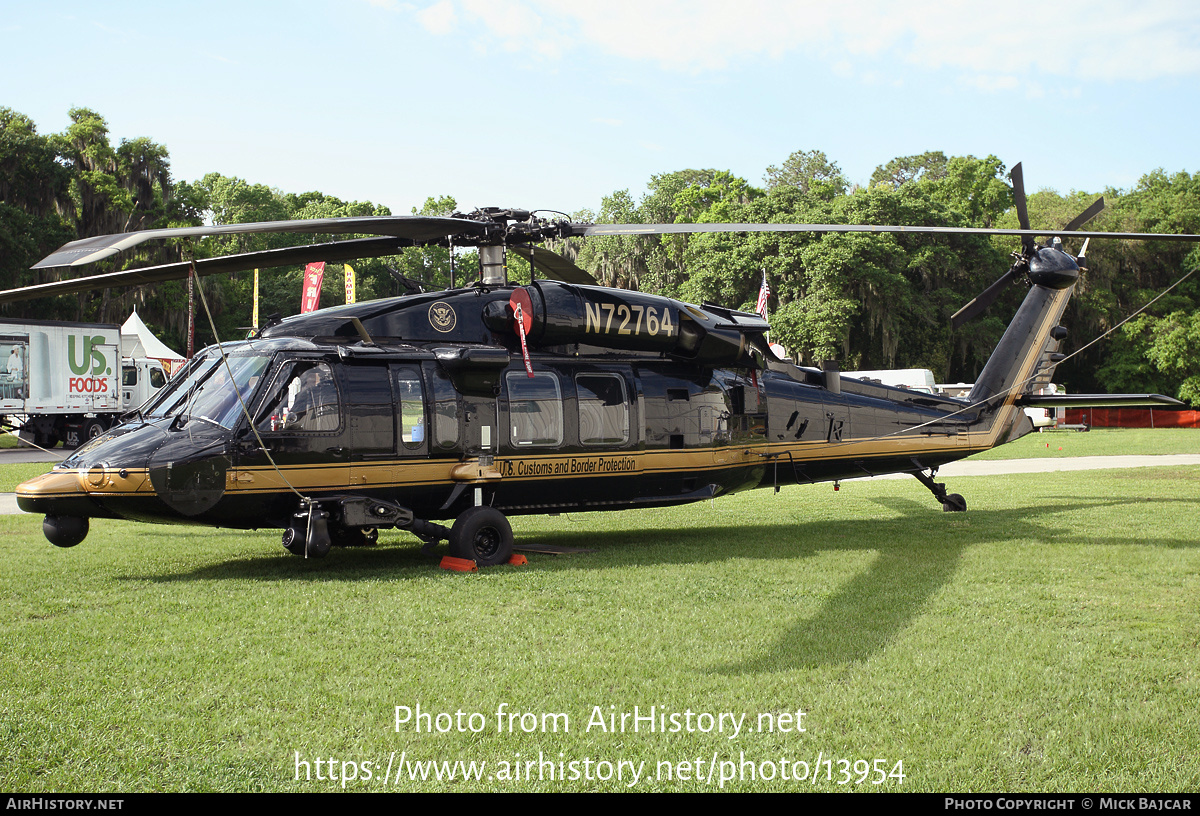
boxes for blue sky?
[3,0,1199,219]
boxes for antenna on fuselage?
[350,316,375,346]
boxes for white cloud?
[417,0,457,35]
[434,0,572,59]
[201,51,236,65]
[413,0,1200,82]
[959,74,1021,93]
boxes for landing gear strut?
[912,465,967,512]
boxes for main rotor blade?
[1061,196,1105,233]
[1,237,405,306]
[508,245,598,286]
[950,266,1021,330]
[33,216,487,269]
[572,221,1200,243]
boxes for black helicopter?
[6,165,1196,567]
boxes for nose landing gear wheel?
[448,506,513,567]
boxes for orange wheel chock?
[440,556,478,572]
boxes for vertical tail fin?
[967,246,1080,445]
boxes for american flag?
[755,271,771,319]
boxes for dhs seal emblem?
[428,301,457,333]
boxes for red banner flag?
[301,262,325,313]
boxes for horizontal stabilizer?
[1016,393,1186,409]
[699,302,770,332]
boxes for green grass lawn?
[2,464,1199,792]
[967,428,1200,460]
[0,462,59,493]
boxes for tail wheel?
[448,506,513,567]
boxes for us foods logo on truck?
[67,335,112,395]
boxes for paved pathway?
[0,445,66,465]
[1,455,1196,516]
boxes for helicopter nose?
[19,465,155,510]
[16,469,96,517]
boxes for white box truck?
[0,319,169,449]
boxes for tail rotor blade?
[950,265,1021,330]
[1062,196,1105,233]
[1076,237,1091,270]
[1011,162,1034,254]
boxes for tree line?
[2,109,1198,404]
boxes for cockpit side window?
[256,362,341,433]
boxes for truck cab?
[121,359,169,411]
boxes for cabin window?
[149,367,167,389]
[345,366,394,453]
[122,365,138,387]
[507,371,562,447]
[394,368,426,449]
[576,373,628,445]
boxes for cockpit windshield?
[142,353,219,418]
[145,351,271,430]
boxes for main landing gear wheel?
[941,493,967,512]
[448,506,513,567]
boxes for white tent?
[122,311,186,374]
